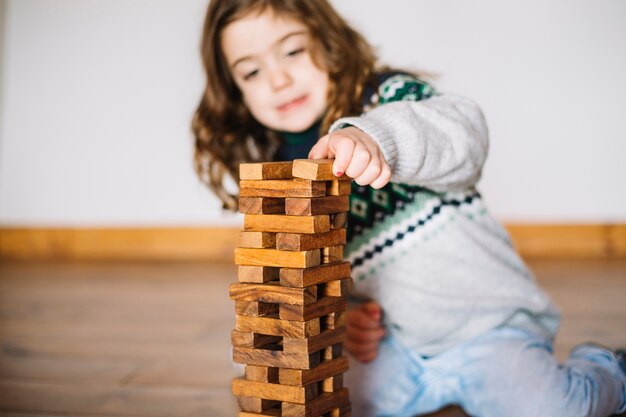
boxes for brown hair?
[192,0,377,210]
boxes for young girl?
[192,1,626,416]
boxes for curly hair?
[192,0,377,210]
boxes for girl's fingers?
[369,162,392,189]
[345,338,381,354]
[347,308,380,329]
[354,158,382,186]
[346,325,386,343]
[329,134,356,177]
[362,301,382,321]
[308,135,330,159]
[346,343,379,363]
[344,143,371,179]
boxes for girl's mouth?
[277,95,307,112]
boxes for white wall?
[1,0,625,226]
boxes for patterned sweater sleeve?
[329,76,489,192]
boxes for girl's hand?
[308,126,392,189]
[345,301,386,363]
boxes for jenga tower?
[230,159,352,417]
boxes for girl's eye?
[286,48,304,58]
[243,69,259,81]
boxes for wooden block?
[239,410,281,417]
[280,262,351,287]
[240,179,326,198]
[238,266,279,283]
[326,180,351,196]
[244,214,330,234]
[330,212,348,229]
[239,197,285,214]
[230,282,317,305]
[292,159,349,181]
[239,231,276,249]
[233,347,320,370]
[322,246,344,264]
[245,365,279,383]
[276,229,346,252]
[279,356,349,386]
[236,301,279,317]
[279,297,347,321]
[232,377,318,404]
[322,374,343,393]
[322,312,346,330]
[236,316,320,338]
[281,389,349,417]
[240,161,293,180]
[282,327,346,355]
[285,195,349,216]
[322,343,343,361]
[239,409,281,417]
[322,278,352,297]
[235,248,321,268]
[231,330,282,348]
[238,397,280,413]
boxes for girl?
[192,1,626,416]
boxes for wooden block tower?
[230,159,352,417]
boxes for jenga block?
[238,266,279,283]
[323,312,346,330]
[280,262,351,287]
[236,301,279,317]
[231,330,282,348]
[244,214,330,234]
[279,356,349,386]
[276,229,346,252]
[235,248,321,268]
[330,212,348,229]
[239,410,281,417]
[240,161,293,180]
[245,365,279,383]
[230,282,317,305]
[239,231,276,249]
[322,344,343,361]
[282,327,346,355]
[240,179,326,198]
[236,316,320,338]
[326,180,351,196]
[292,159,350,181]
[233,378,318,404]
[281,389,349,417]
[322,374,343,393]
[279,297,347,321]
[238,397,280,413]
[285,195,349,216]
[239,409,281,417]
[322,246,344,264]
[233,347,320,370]
[322,278,352,297]
[239,197,285,214]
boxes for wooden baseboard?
[1,224,624,262]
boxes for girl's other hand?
[308,126,392,189]
[345,301,386,363]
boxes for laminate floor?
[0,260,624,416]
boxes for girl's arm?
[309,94,489,191]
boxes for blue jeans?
[345,327,626,417]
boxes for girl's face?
[221,9,329,133]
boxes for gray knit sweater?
[329,80,560,356]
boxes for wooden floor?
[0,260,625,416]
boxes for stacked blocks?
[231,159,352,417]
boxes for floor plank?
[0,260,624,416]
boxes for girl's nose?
[269,67,292,91]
